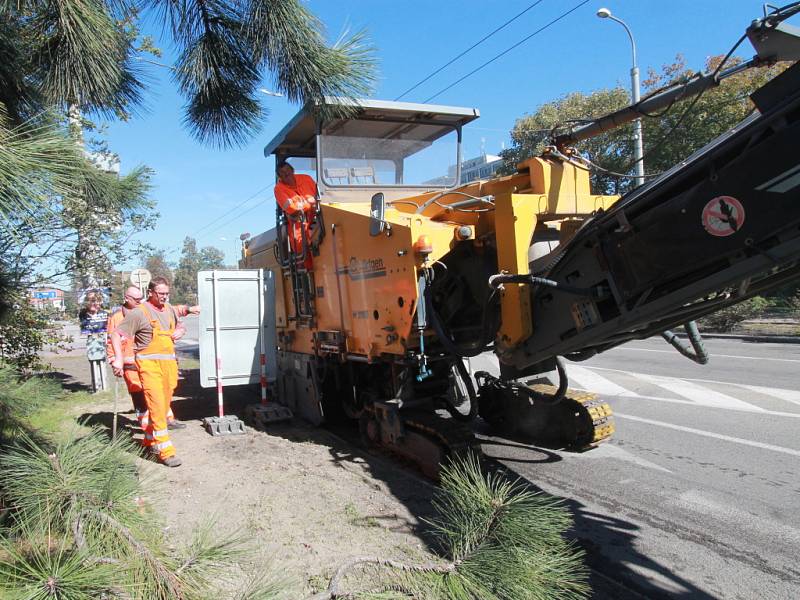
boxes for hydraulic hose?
[513,356,569,406]
[661,321,709,365]
[475,357,569,407]
[423,283,497,358]
[488,273,608,300]
[445,359,479,422]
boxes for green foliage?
[0,298,71,373]
[339,454,588,600]
[173,237,201,304]
[200,246,226,270]
[172,237,227,303]
[246,0,376,124]
[0,528,115,600]
[0,108,84,225]
[698,296,773,333]
[144,249,174,283]
[0,429,146,531]
[501,87,631,194]
[502,55,789,195]
[0,427,293,599]
[640,56,787,177]
[27,0,145,116]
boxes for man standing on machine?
[274,161,318,270]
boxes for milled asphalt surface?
[179,316,799,599]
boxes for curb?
[673,331,800,344]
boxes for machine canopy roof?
[263,98,480,159]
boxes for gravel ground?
[42,337,441,596]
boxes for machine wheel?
[445,360,478,422]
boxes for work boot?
[167,420,187,430]
[160,456,182,468]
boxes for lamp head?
[597,7,612,18]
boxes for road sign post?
[130,268,151,292]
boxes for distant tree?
[171,238,226,304]
[639,54,788,176]
[500,88,631,194]
[144,250,173,284]
[199,246,226,271]
[501,54,788,194]
[173,237,202,304]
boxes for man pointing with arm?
[110,277,184,467]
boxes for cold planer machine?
[240,3,800,476]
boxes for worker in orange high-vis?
[107,285,199,442]
[274,161,318,269]
[111,277,185,467]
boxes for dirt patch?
[737,318,800,336]
[44,348,440,596]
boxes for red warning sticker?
[702,196,745,237]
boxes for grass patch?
[178,355,201,370]
[0,367,109,443]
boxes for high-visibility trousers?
[137,358,178,460]
[132,396,175,443]
[125,363,178,443]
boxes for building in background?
[29,287,65,311]
[424,152,504,186]
[459,153,503,184]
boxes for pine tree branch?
[306,556,457,600]
[77,508,185,598]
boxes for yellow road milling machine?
[241,4,800,476]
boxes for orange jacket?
[274,174,317,218]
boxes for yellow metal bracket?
[494,192,538,349]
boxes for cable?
[424,1,589,103]
[621,33,748,174]
[196,195,268,241]
[394,0,547,101]
[192,184,271,237]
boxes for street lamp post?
[597,7,645,188]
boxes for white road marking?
[581,365,800,413]
[566,386,800,419]
[615,413,800,458]
[629,372,765,412]
[564,365,636,397]
[743,385,800,407]
[611,346,800,364]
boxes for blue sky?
[104,0,775,267]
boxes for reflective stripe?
[144,433,155,440]
[153,429,169,437]
[136,353,176,360]
[135,411,147,417]
[123,357,136,364]
[153,440,173,450]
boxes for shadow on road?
[481,455,717,600]
[73,361,715,599]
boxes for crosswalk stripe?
[612,346,800,364]
[615,413,800,458]
[629,372,765,412]
[565,365,635,397]
[742,385,800,407]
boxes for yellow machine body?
[240,98,618,461]
[243,157,618,361]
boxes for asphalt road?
[180,316,799,598]
[472,338,800,600]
